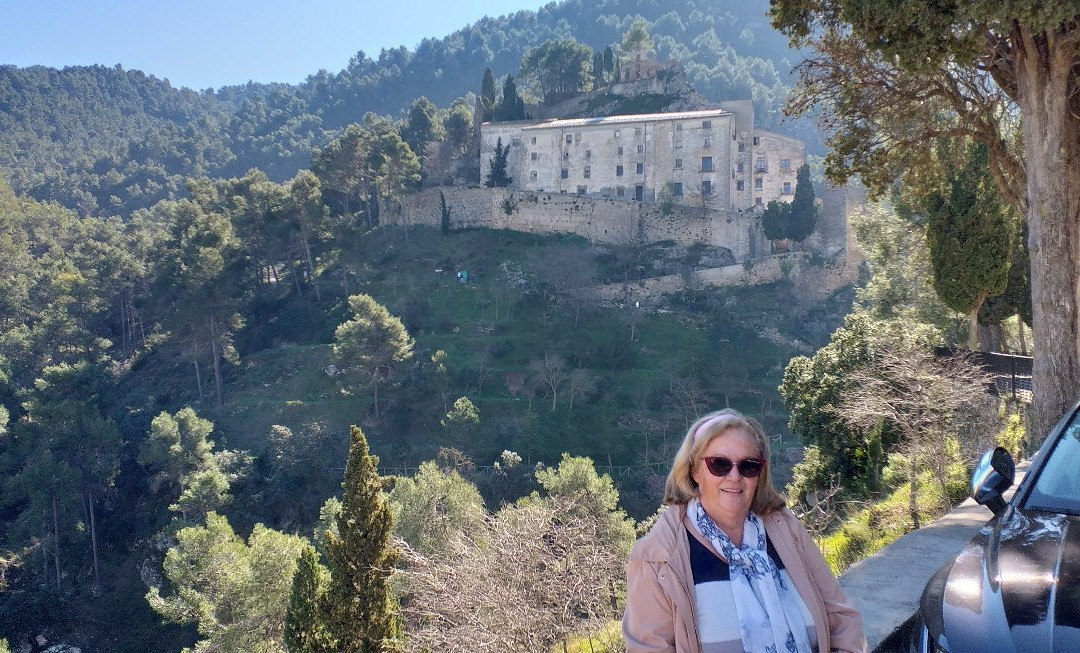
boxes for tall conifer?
[325,426,400,652]
[284,546,333,653]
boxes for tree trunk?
[967,294,985,350]
[302,235,321,301]
[908,442,920,530]
[192,336,204,402]
[87,484,101,592]
[1018,314,1028,355]
[1014,27,1080,441]
[52,494,61,590]
[210,317,224,406]
[372,369,381,420]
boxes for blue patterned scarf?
[689,499,813,653]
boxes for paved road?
[839,466,1026,651]
[838,497,994,650]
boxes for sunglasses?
[701,456,766,478]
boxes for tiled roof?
[484,108,732,131]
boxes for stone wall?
[391,187,767,259]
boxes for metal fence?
[935,347,1033,403]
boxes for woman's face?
[691,427,760,525]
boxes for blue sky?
[2,0,550,90]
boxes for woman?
[623,409,866,653]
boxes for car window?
[1025,416,1080,514]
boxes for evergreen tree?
[332,294,415,420]
[493,75,526,121]
[485,138,513,188]
[925,142,1014,349]
[324,426,400,652]
[788,164,819,241]
[760,200,790,242]
[284,546,333,653]
[480,68,497,122]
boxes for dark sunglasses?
[702,456,766,478]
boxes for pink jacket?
[623,504,867,653]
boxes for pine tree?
[285,546,333,653]
[485,138,513,188]
[325,426,400,652]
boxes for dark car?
[914,405,1080,652]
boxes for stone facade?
[388,187,768,261]
[480,104,805,213]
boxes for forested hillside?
[0,0,798,217]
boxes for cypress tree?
[325,426,400,652]
[284,545,333,653]
[925,142,1014,349]
[788,164,819,242]
[480,68,496,122]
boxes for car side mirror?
[970,447,1015,515]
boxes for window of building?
[636,162,644,174]
[738,142,745,152]
[672,182,683,196]
[702,120,712,129]
[737,162,744,173]
[585,149,592,159]
[561,169,569,179]
[755,156,767,172]
[531,136,537,144]
[577,185,587,195]
[635,185,644,201]
[616,165,624,177]
[617,146,624,156]
[531,152,538,161]
[675,158,683,170]
[781,158,791,170]
[674,138,683,149]
[614,129,621,138]
[511,137,521,146]
[566,134,573,143]
[755,197,763,205]
[701,156,714,172]
[676,124,683,131]
[753,136,760,145]
[782,181,792,194]
[575,132,582,142]
[701,180,712,196]
[530,171,538,181]
[634,127,642,136]
[636,144,644,154]
[736,180,745,191]
[584,167,591,178]
[563,152,570,160]
[617,185,625,197]
[755,177,763,190]
[704,137,711,148]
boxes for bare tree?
[531,354,569,413]
[396,495,625,652]
[834,341,994,528]
[565,368,596,412]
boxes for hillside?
[0,0,803,217]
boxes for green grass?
[818,470,969,575]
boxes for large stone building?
[479,100,805,212]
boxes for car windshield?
[1025,413,1080,514]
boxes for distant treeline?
[0,0,799,217]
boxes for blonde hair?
[663,408,785,515]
